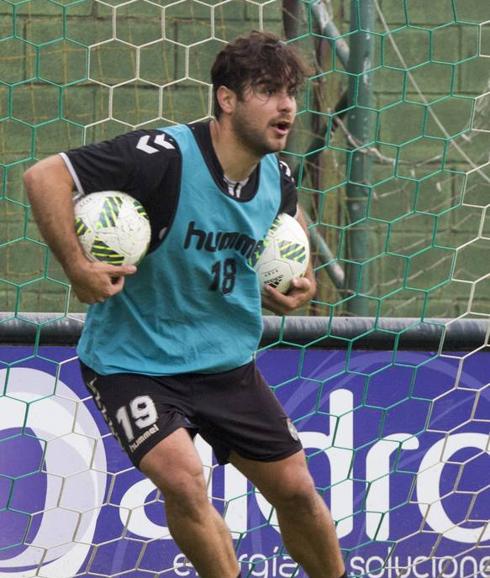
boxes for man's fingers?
[106,264,137,277]
[263,276,310,299]
[109,276,126,292]
[261,285,292,314]
[94,264,137,283]
[289,276,311,290]
[261,276,315,315]
[71,264,135,303]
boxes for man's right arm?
[23,155,136,303]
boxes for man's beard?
[231,111,282,157]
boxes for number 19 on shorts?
[116,395,158,442]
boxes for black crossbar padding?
[0,313,488,350]
[261,316,489,351]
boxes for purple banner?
[0,347,488,577]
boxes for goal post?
[0,1,489,577]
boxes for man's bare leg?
[140,429,239,578]
[231,451,345,578]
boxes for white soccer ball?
[74,191,151,266]
[252,213,310,294]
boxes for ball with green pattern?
[74,191,151,266]
[250,213,310,294]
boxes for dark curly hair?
[211,31,309,118]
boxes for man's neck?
[209,118,260,182]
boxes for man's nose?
[278,92,295,112]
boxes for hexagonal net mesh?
[0,1,489,577]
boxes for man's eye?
[258,86,275,96]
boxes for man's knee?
[139,431,210,515]
[163,467,207,497]
[162,472,211,520]
[266,470,320,513]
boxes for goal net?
[0,1,489,577]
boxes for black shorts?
[80,360,302,468]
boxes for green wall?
[0,0,489,318]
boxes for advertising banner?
[0,346,488,577]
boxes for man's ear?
[216,85,236,115]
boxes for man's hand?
[260,275,315,315]
[65,258,137,304]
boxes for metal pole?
[282,0,348,294]
[303,209,345,290]
[345,0,375,315]
[311,0,350,70]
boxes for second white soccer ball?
[74,191,151,266]
[252,213,310,294]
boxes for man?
[24,31,346,578]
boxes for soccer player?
[24,31,346,578]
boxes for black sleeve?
[63,129,181,252]
[278,160,298,217]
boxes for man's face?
[230,82,297,156]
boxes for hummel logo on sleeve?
[136,133,176,154]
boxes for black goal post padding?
[0,313,488,351]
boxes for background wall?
[0,0,489,318]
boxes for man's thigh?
[139,427,208,495]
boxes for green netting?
[0,1,489,577]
